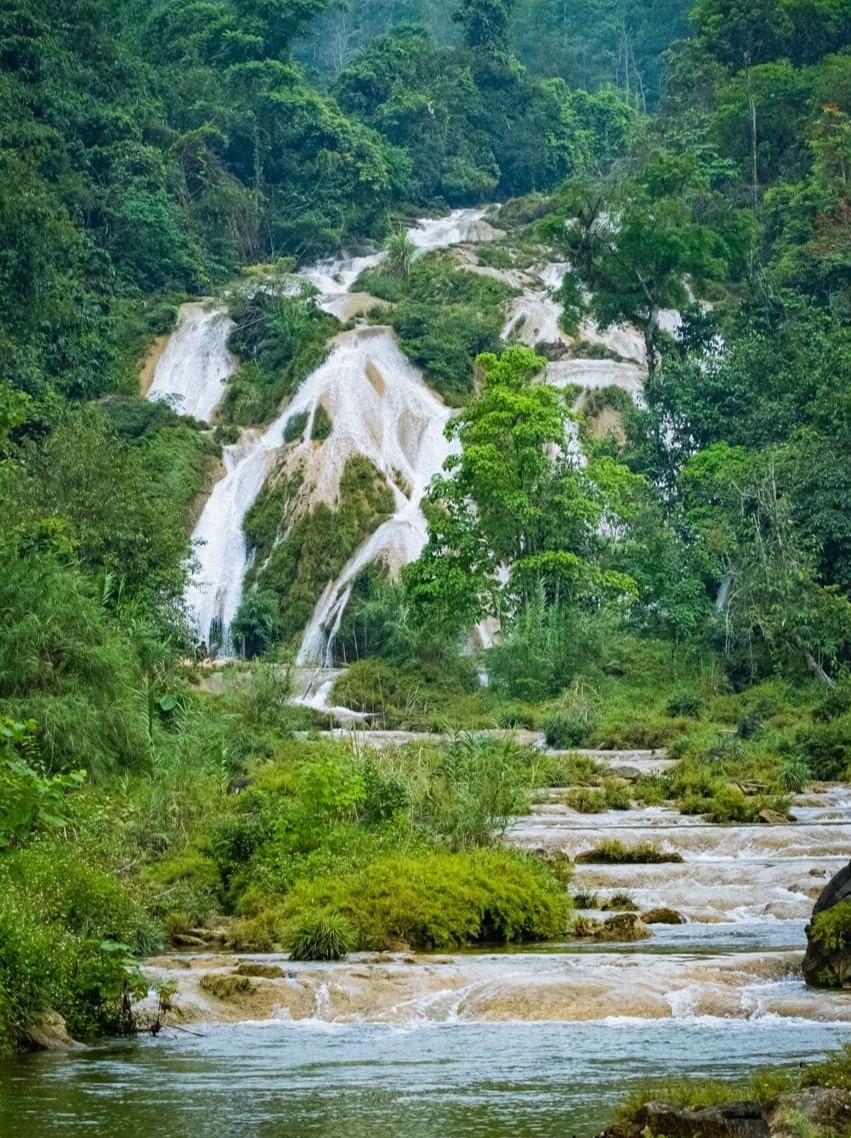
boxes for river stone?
[641,907,685,925]
[757,809,790,825]
[236,961,286,979]
[605,765,643,782]
[803,858,851,987]
[766,1089,851,1137]
[593,913,650,942]
[23,1010,84,1052]
[632,1101,770,1138]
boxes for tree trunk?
[644,305,661,373]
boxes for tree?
[453,0,515,54]
[565,153,728,370]
[405,346,640,637]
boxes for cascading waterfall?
[146,204,677,659]
[148,208,499,656]
[147,302,236,424]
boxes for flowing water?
[156,208,498,654]
[147,204,660,658]
[3,769,850,1135]
[146,302,236,424]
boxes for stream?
[2,775,850,1137]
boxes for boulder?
[757,809,790,825]
[593,913,650,942]
[606,765,643,782]
[766,1089,851,1138]
[803,859,851,987]
[23,1011,84,1052]
[641,907,685,925]
[632,1101,769,1138]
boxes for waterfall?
[146,208,499,656]
[147,303,235,424]
[147,203,663,660]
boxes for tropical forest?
[2,0,851,1134]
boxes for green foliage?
[0,843,157,1052]
[809,899,851,957]
[383,253,514,403]
[237,456,395,653]
[276,848,571,951]
[288,912,356,960]
[0,720,84,851]
[576,839,684,864]
[223,287,339,426]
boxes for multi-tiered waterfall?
[147,207,661,660]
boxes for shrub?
[576,840,683,864]
[564,786,607,813]
[543,713,591,749]
[0,845,157,1051]
[288,912,356,961]
[809,900,851,957]
[604,892,638,911]
[800,714,851,780]
[283,410,309,443]
[602,780,632,810]
[666,692,702,719]
[276,849,571,951]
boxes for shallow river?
[2,776,851,1138]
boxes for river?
[2,768,850,1137]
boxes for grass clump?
[288,912,356,961]
[576,840,683,864]
[274,848,571,952]
[603,891,638,911]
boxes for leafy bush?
[565,786,607,813]
[543,713,591,749]
[288,912,356,960]
[809,900,851,957]
[0,719,85,850]
[0,844,157,1052]
[666,692,702,719]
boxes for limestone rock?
[593,913,651,942]
[803,858,851,987]
[632,1101,770,1138]
[606,765,643,782]
[757,809,790,825]
[641,907,685,925]
[23,1011,84,1052]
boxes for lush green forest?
[1,0,851,1057]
